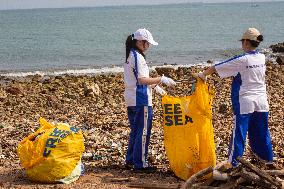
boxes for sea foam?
[0,63,214,77]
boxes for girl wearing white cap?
[124,28,176,172]
[198,28,273,167]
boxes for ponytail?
[125,34,146,62]
[257,35,263,42]
[125,34,136,63]
[248,35,264,48]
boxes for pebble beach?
[0,43,283,188]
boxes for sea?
[0,1,284,76]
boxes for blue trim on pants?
[126,106,153,169]
[136,85,149,106]
[131,48,149,106]
[231,73,242,115]
[228,112,273,166]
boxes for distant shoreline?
[0,1,283,12]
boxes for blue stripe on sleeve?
[215,51,259,67]
[215,54,246,67]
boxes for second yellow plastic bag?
[162,79,216,180]
[17,118,85,183]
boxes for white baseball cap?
[133,28,158,46]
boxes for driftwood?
[191,186,219,189]
[239,169,271,188]
[191,179,225,189]
[228,166,242,177]
[104,177,132,182]
[182,166,214,189]
[217,180,238,189]
[214,161,232,172]
[265,169,284,176]
[127,183,181,189]
[234,177,246,187]
[199,178,215,186]
[128,158,283,189]
[214,177,246,189]
[237,157,282,188]
[212,170,229,181]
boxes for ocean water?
[0,1,284,74]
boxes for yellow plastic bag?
[17,118,85,183]
[162,79,216,180]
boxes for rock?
[48,86,57,92]
[207,60,213,64]
[276,56,284,65]
[47,95,59,108]
[155,67,175,77]
[41,76,52,84]
[218,103,229,114]
[111,142,118,148]
[47,95,57,102]
[55,76,63,80]
[5,87,22,95]
[270,42,284,53]
[176,67,184,78]
[83,82,100,97]
[0,89,7,100]
[118,121,128,127]
[41,89,47,94]
[59,115,68,121]
[67,93,77,100]
[82,152,94,160]
[93,84,101,96]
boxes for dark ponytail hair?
[125,34,146,63]
[257,35,263,42]
[125,34,136,62]
[248,35,264,48]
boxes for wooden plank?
[191,186,219,189]
[104,177,132,182]
[182,166,213,189]
[236,157,282,188]
[127,183,181,189]
[265,169,284,176]
[239,169,271,188]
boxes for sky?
[0,0,282,10]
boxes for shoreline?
[0,46,280,78]
[0,63,213,78]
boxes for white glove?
[160,76,176,86]
[154,85,167,96]
[198,72,207,81]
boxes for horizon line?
[0,0,283,11]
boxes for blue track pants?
[228,112,273,166]
[125,106,153,169]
